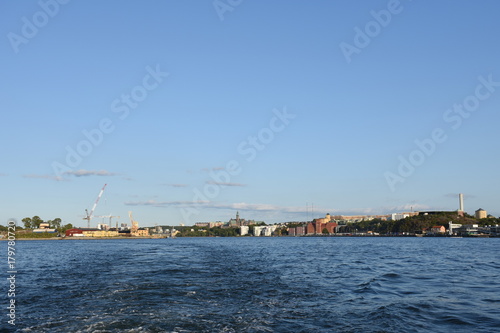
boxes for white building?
[390,212,419,221]
[253,226,264,236]
[253,225,277,236]
[240,226,249,236]
[448,222,462,235]
[391,213,410,221]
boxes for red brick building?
[65,228,84,237]
[306,214,338,234]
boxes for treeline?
[14,216,72,233]
[338,213,499,234]
[0,216,75,238]
[177,226,240,237]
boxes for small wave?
[441,314,474,326]
[381,272,401,279]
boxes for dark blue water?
[3,237,500,332]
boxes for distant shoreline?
[1,236,168,241]
[2,234,497,241]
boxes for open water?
[2,237,500,332]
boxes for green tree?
[22,217,33,229]
[31,216,43,229]
[322,228,329,234]
[277,226,288,236]
[60,223,73,233]
[49,218,62,230]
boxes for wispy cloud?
[211,202,306,212]
[385,203,431,213]
[124,200,306,213]
[125,200,209,207]
[201,167,225,172]
[23,174,66,181]
[63,169,117,177]
[122,200,434,219]
[333,203,431,216]
[164,183,188,188]
[205,181,246,187]
[23,169,118,181]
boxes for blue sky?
[1,0,499,227]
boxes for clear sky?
[2,0,499,227]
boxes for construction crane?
[128,211,139,233]
[108,215,120,227]
[96,214,120,229]
[83,184,107,228]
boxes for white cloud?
[124,200,307,213]
[205,181,246,187]
[63,169,117,177]
[22,169,118,181]
[122,199,435,221]
[23,174,66,181]
[124,200,209,207]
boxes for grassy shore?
[0,236,168,241]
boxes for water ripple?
[14,237,500,333]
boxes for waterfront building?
[65,228,85,237]
[228,211,244,227]
[33,221,57,233]
[83,229,119,237]
[429,225,446,234]
[222,212,261,228]
[448,222,462,235]
[296,226,305,235]
[226,211,259,227]
[331,214,390,223]
[64,228,120,237]
[306,214,338,234]
[196,222,224,228]
[390,212,419,221]
[253,225,277,236]
[489,225,500,236]
[240,225,249,236]
[64,227,146,237]
[253,226,263,236]
[133,228,150,237]
[457,224,480,236]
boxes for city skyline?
[2,1,500,227]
